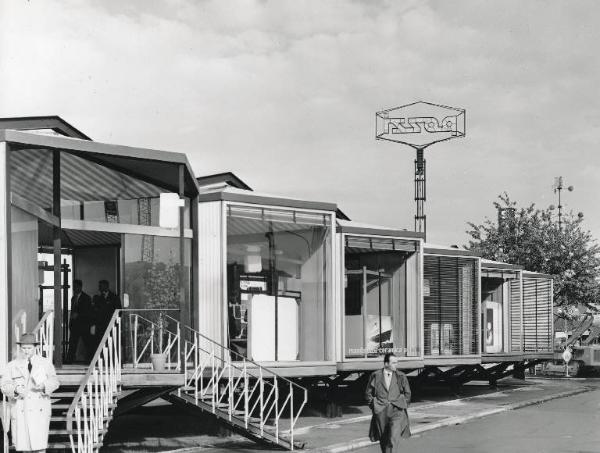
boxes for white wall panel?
[0,143,8,368]
[197,201,224,347]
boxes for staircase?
[1,311,122,452]
[166,327,308,450]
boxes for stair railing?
[2,393,7,453]
[32,310,54,359]
[129,312,181,370]
[67,310,122,453]
[181,326,307,450]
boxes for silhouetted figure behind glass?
[66,279,94,363]
[91,280,121,352]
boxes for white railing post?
[259,367,264,436]
[2,394,8,453]
[290,382,294,450]
[133,314,138,368]
[244,361,249,428]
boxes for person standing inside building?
[66,279,94,363]
[0,333,59,452]
[92,280,121,348]
[365,353,411,453]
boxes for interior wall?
[10,206,39,356]
[73,247,119,297]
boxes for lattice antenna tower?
[376,101,466,239]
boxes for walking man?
[365,353,411,453]
[0,333,59,452]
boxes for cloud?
[2,0,600,245]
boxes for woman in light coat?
[1,333,59,452]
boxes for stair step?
[52,402,117,410]
[52,391,78,397]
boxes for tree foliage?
[466,193,600,314]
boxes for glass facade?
[7,144,194,364]
[344,236,420,359]
[226,204,332,362]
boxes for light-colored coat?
[1,354,59,451]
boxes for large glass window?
[344,236,420,359]
[226,204,332,362]
[123,235,191,313]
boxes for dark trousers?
[66,325,95,362]
[374,405,410,453]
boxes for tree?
[466,193,600,315]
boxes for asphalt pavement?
[358,381,600,453]
[99,376,599,453]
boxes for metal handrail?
[67,310,122,453]
[129,313,181,370]
[32,310,54,359]
[2,393,8,453]
[182,325,307,449]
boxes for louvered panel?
[423,255,439,356]
[535,278,553,352]
[522,279,538,352]
[423,255,478,356]
[509,279,522,352]
[458,258,478,355]
[345,236,417,252]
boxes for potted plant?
[143,258,181,371]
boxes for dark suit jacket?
[92,291,122,331]
[364,369,411,414]
[365,369,412,442]
[71,292,93,328]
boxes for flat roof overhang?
[337,220,424,240]
[1,129,199,198]
[198,189,338,213]
[523,271,554,280]
[0,116,91,141]
[481,260,524,271]
[423,246,479,257]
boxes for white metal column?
[0,142,9,368]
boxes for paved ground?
[359,383,600,453]
[99,376,598,453]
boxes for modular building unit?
[0,118,199,372]
[197,184,338,376]
[522,271,554,356]
[336,221,424,372]
[423,246,481,365]
[480,260,526,361]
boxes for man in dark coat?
[365,353,411,453]
[66,279,94,362]
[91,280,121,350]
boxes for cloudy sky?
[1,0,599,246]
